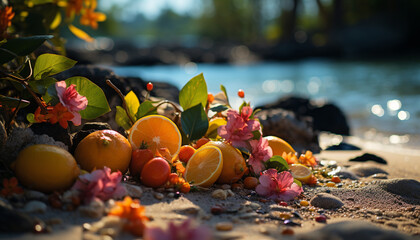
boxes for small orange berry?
[300,200,309,206]
[146,82,153,91]
[243,176,258,190]
[331,176,341,183]
[180,182,190,193]
[237,89,245,98]
[178,145,196,163]
[308,175,318,186]
[168,173,179,185]
[195,138,210,149]
[207,93,214,104]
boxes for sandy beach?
[2,134,419,240]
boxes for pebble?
[211,205,225,215]
[371,173,388,179]
[310,193,344,209]
[24,190,47,201]
[215,222,233,231]
[24,200,47,213]
[154,193,164,200]
[124,184,143,198]
[249,202,261,210]
[282,228,294,235]
[0,197,13,210]
[270,211,292,220]
[239,212,259,219]
[221,184,231,190]
[79,199,105,218]
[300,200,309,207]
[226,190,234,197]
[326,182,336,187]
[212,189,227,200]
[315,215,327,223]
[167,193,175,198]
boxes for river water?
[111,59,420,149]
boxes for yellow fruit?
[75,130,132,173]
[128,115,181,157]
[201,141,247,184]
[289,164,312,184]
[205,118,227,139]
[184,146,223,187]
[15,144,80,193]
[264,136,295,156]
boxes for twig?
[106,79,135,125]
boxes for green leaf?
[250,108,261,119]
[64,77,110,119]
[28,77,57,95]
[220,84,230,107]
[115,106,132,130]
[294,179,302,187]
[124,91,140,120]
[0,35,53,64]
[209,104,228,113]
[265,156,289,172]
[179,73,207,110]
[34,54,77,80]
[0,95,30,108]
[136,101,157,119]
[181,104,209,142]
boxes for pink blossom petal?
[256,184,271,196]
[276,171,294,188]
[70,111,82,126]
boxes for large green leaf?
[136,100,157,119]
[115,106,132,130]
[28,77,57,95]
[64,77,110,119]
[0,95,30,108]
[34,54,77,80]
[0,35,53,64]
[181,103,209,142]
[179,73,207,110]
[265,156,289,172]
[124,91,140,120]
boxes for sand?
[2,135,420,240]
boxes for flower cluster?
[218,106,272,174]
[0,6,14,39]
[67,0,106,29]
[282,150,317,167]
[34,81,88,128]
[144,218,212,240]
[108,196,149,237]
[1,177,23,197]
[71,167,126,204]
[255,169,302,202]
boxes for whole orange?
[140,157,170,188]
[201,141,247,184]
[15,144,80,193]
[75,130,132,173]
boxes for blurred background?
[64,0,420,148]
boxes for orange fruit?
[289,164,312,184]
[140,157,171,187]
[15,144,80,193]
[201,141,247,184]
[128,115,181,157]
[75,130,132,173]
[178,145,196,163]
[184,146,223,187]
[264,136,296,156]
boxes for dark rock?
[310,193,344,209]
[258,96,350,135]
[349,153,387,164]
[336,168,360,180]
[256,108,320,153]
[377,179,420,200]
[326,142,361,151]
[348,164,388,177]
[30,122,71,147]
[70,122,112,154]
[0,205,40,232]
[297,221,412,240]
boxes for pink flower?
[144,219,212,240]
[72,167,126,204]
[256,169,302,202]
[218,108,260,148]
[248,138,273,174]
[55,81,88,126]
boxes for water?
[111,60,420,148]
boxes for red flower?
[48,103,75,129]
[1,177,23,197]
[0,6,15,39]
[55,81,88,126]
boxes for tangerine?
[140,157,170,187]
[15,144,80,193]
[201,141,247,184]
[75,130,132,173]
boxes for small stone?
[226,190,234,197]
[154,193,164,200]
[211,205,225,215]
[270,211,292,220]
[310,193,344,209]
[0,197,13,210]
[215,222,233,231]
[326,182,336,187]
[221,184,231,190]
[212,189,227,200]
[24,190,47,201]
[123,184,143,198]
[24,200,47,213]
[249,202,261,210]
[282,228,294,235]
[315,215,327,223]
[300,200,309,207]
[167,193,175,198]
[284,219,301,226]
[79,199,105,218]
[239,212,259,219]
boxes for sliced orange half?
[264,136,296,156]
[128,115,182,156]
[184,146,223,187]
